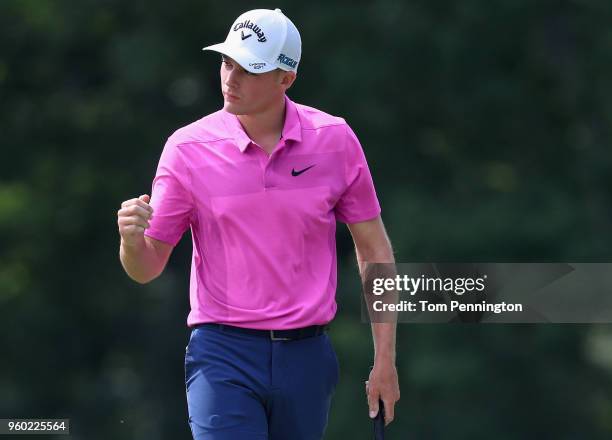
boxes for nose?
[224,67,240,90]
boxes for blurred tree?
[1,0,612,438]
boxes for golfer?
[117,8,399,440]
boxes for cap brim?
[202,42,277,74]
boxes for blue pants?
[185,324,339,440]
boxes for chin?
[223,102,241,114]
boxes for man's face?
[220,55,294,115]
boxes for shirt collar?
[222,94,302,153]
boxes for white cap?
[202,8,301,74]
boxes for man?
[117,8,399,440]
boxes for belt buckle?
[270,330,291,341]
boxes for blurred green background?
[2,0,612,438]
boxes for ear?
[279,70,297,90]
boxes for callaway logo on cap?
[202,8,301,74]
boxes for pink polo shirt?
[145,95,380,329]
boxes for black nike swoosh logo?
[291,165,316,176]
[241,31,252,40]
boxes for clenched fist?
[117,194,154,247]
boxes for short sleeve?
[144,138,194,246]
[334,124,381,224]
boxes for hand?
[365,361,400,426]
[117,194,154,247]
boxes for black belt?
[195,323,329,341]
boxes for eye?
[221,57,257,76]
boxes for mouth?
[224,91,240,101]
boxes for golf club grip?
[374,398,385,439]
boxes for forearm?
[119,237,165,284]
[371,322,397,363]
[355,245,397,363]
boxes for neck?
[237,95,286,142]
